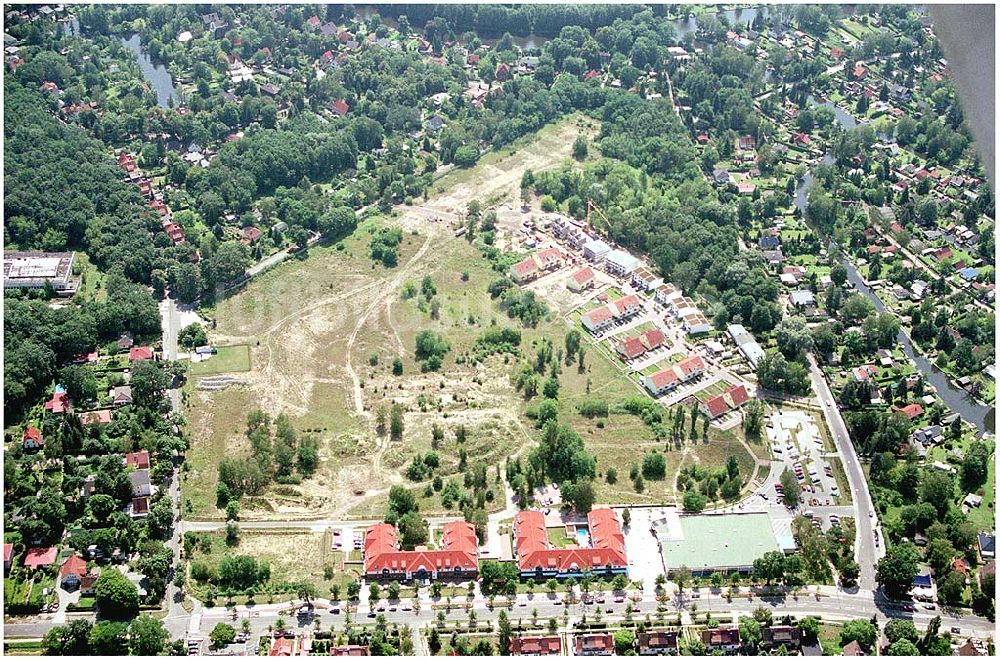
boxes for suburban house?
[125,450,151,470]
[128,496,151,519]
[852,364,878,382]
[631,266,663,292]
[956,639,990,657]
[581,305,616,335]
[59,554,95,592]
[573,633,614,656]
[43,390,70,415]
[80,409,113,426]
[22,426,44,451]
[23,547,57,570]
[129,346,154,362]
[727,324,765,369]
[642,355,706,397]
[638,631,679,655]
[894,403,924,420]
[615,328,665,361]
[699,384,751,420]
[512,508,627,579]
[330,645,370,656]
[654,283,682,307]
[580,295,641,334]
[762,626,801,650]
[567,266,595,292]
[841,640,865,656]
[112,385,134,407]
[130,469,153,498]
[4,543,14,573]
[701,627,741,652]
[269,636,295,656]
[790,290,816,308]
[510,248,563,283]
[363,520,478,581]
[510,636,562,656]
[604,249,639,276]
[582,238,611,262]
[978,533,995,559]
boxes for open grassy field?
[184,115,601,520]
[187,344,251,376]
[185,529,359,603]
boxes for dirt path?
[343,228,437,419]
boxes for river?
[793,162,994,434]
[121,34,180,108]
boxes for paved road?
[807,355,883,590]
[10,584,991,644]
[159,297,182,412]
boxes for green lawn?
[188,344,251,376]
[547,527,576,548]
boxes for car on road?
[606,607,614,613]
[924,603,936,611]
[596,596,606,604]
[614,596,625,603]
[869,510,875,518]
[328,607,341,614]
[900,604,914,612]
[367,611,376,618]
[951,627,961,635]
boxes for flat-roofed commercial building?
[4,251,77,294]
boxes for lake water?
[807,95,859,130]
[121,34,180,108]
[793,168,995,434]
[667,6,763,41]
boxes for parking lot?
[764,409,845,506]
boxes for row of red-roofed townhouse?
[117,151,186,246]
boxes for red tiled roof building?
[363,520,478,581]
[510,636,562,656]
[513,508,627,579]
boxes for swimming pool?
[576,527,591,547]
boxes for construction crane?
[586,199,612,235]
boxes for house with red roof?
[583,69,600,82]
[510,248,563,284]
[895,403,924,420]
[269,636,295,656]
[330,99,349,117]
[934,246,954,262]
[331,645,370,656]
[44,391,71,415]
[612,294,642,318]
[852,364,878,382]
[639,328,665,352]
[581,305,615,334]
[700,384,750,419]
[306,15,321,28]
[494,62,512,82]
[638,631,679,655]
[512,508,627,579]
[793,132,812,146]
[616,336,646,361]
[23,547,58,570]
[702,627,741,652]
[363,520,478,581]
[510,636,562,656]
[4,544,14,574]
[242,226,262,245]
[125,450,151,470]
[467,53,480,66]
[129,346,154,362]
[59,555,91,591]
[22,426,44,451]
[642,355,705,397]
[574,633,614,655]
[567,266,595,292]
[853,62,867,78]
